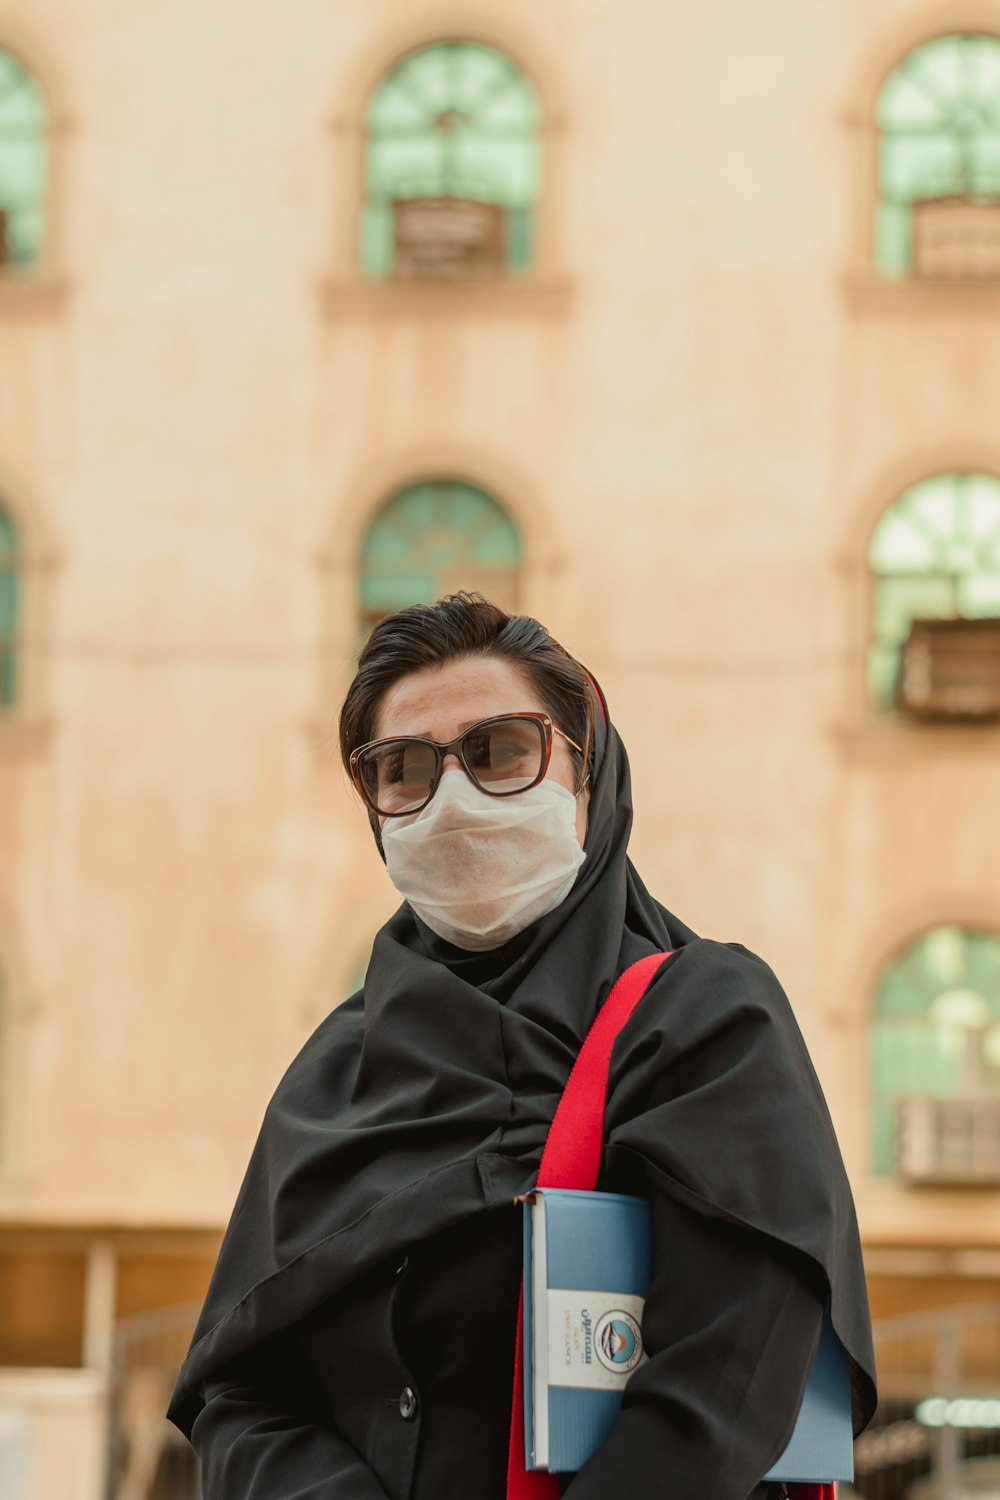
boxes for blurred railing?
[854,1301,1000,1500]
[102,1297,1000,1500]
[108,1302,201,1500]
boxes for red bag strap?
[534,952,673,1195]
[505,952,674,1500]
[503,950,837,1500]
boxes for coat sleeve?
[561,1186,827,1500]
[189,1328,392,1500]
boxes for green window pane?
[875,202,912,276]
[880,136,962,202]
[924,925,969,985]
[967,472,1000,539]
[867,643,901,710]
[872,574,955,643]
[971,135,1000,186]
[871,927,1000,1174]
[0,52,46,268]
[910,477,966,543]
[878,69,942,128]
[875,34,1000,274]
[360,206,393,278]
[362,41,541,278]
[868,472,1000,711]
[0,505,18,707]
[869,508,936,570]
[506,210,533,269]
[959,572,1000,613]
[359,480,521,622]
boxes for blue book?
[523,1188,855,1480]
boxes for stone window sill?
[319,274,574,320]
[831,713,1000,760]
[842,272,1000,317]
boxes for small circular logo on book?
[594,1311,643,1373]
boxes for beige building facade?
[0,0,999,1494]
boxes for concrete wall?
[0,0,997,1257]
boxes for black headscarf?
[168,677,877,1440]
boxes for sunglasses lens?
[359,740,438,815]
[462,717,546,793]
[356,717,549,815]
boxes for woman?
[168,593,877,1500]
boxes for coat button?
[398,1386,418,1421]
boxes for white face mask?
[381,771,586,951]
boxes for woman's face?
[374,655,590,846]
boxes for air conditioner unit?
[393,197,506,279]
[896,618,1000,721]
[912,197,1000,279]
[896,1096,1000,1185]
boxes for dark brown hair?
[338,593,594,786]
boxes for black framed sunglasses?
[350,712,585,818]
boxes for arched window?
[867,472,1000,711]
[875,33,1000,277]
[359,479,522,633]
[0,50,47,269]
[0,505,18,706]
[362,41,541,279]
[871,926,1000,1177]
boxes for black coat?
[171,680,876,1498]
[188,1155,830,1500]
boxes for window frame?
[0,47,49,274]
[869,924,1000,1178]
[319,20,570,315]
[360,39,542,283]
[842,15,1000,311]
[357,476,524,637]
[866,471,1000,716]
[873,32,1000,281]
[0,478,59,754]
[834,451,1000,754]
[310,448,563,757]
[0,27,72,310]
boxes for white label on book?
[546,1289,648,1390]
